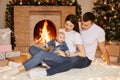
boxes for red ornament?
[12,0,16,3]
[99,22,104,27]
[24,0,28,3]
[49,1,55,5]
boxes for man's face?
[81,20,93,30]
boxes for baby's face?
[56,33,65,43]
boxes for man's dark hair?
[82,12,96,22]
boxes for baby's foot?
[41,61,50,69]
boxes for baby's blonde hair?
[57,32,65,36]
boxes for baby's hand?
[47,46,53,51]
[54,50,61,54]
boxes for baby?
[43,32,70,56]
[41,32,70,68]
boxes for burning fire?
[34,20,50,44]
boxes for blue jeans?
[23,46,70,71]
[70,56,91,68]
[47,56,91,75]
[23,46,91,76]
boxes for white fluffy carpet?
[0,58,120,80]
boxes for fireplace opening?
[34,20,57,45]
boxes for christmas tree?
[5,0,81,49]
[93,0,120,41]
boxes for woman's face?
[64,21,74,32]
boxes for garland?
[5,0,82,49]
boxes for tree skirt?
[0,58,120,80]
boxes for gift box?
[7,55,28,63]
[0,52,6,60]
[110,56,119,63]
[0,44,12,53]
[6,51,20,58]
[0,28,11,44]
[0,59,8,66]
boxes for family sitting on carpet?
[2,12,110,78]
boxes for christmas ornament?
[12,0,16,3]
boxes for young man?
[80,12,110,64]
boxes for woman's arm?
[55,44,86,57]
[54,50,66,57]
[69,44,86,57]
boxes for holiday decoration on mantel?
[5,0,82,49]
[93,0,120,41]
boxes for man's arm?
[98,41,110,64]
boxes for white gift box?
[6,51,21,58]
[0,28,11,44]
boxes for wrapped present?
[6,51,20,58]
[110,56,119,63]
[7,55,28,63]
[0,59,8,66]
[0,28,11,44]
[0,52,5,60]
[0,44,12,52]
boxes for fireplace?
[34,20,56,45]
[14,6,76,53]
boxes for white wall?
[76,0,95,15]
[0,0,10,28]
[0,0,95,28]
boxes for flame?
[35,20,50,44]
